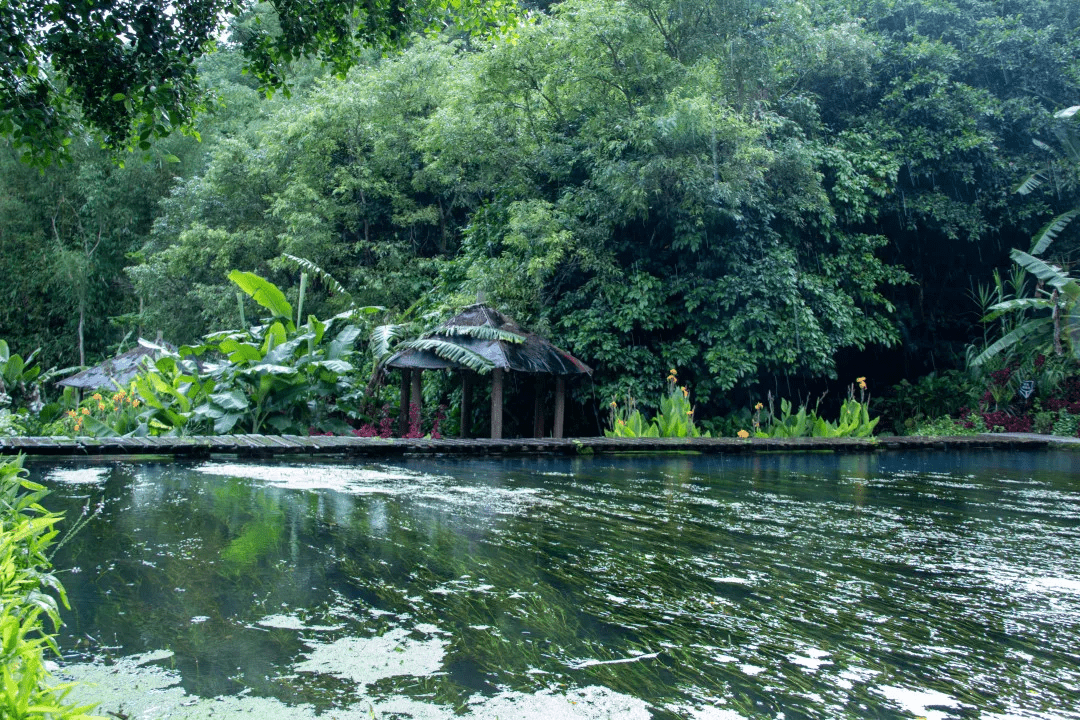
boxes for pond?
[31,450,1080,720]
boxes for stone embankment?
[0,433,1067,458]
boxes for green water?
[32,451,1080,720]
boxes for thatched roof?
[57,339,171,390]
[386,304,591,375]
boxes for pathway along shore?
[0,433,1071,458]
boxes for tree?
[0,0,517,167]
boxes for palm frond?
[280,253,351,299]
[426,325,525,344]
[1030,209,1079,255]
[969,317,1053,366]
[395,338,495,373]
[369,324,407,363]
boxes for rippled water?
[30,450,1080,719]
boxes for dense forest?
[1,0,1078,435]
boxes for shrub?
[0,455,99,719]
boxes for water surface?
[32,450,1080,719]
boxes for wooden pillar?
[398,368,411,436]
[460,372,473,438]
[408,370,423,434]
[490,368,504,440]
[532,377,546,438]
[553,376,566,439]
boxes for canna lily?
[737,429,749,439]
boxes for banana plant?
[971,249,1080,365]
[0,340,41,411]
[971,107,1080,368]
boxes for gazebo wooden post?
[532,376,546,438]
[408,370,423,434]
[398,369,411,436]
[460,372,473,438]
[553,376,566,439]
[490,368,504,440]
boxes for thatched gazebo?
[56,338,171,391]
[384,304,591,439]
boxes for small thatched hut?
[385,304,591,438]
[56,339,170,391]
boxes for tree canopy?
[1,0,1078,429]
[0,0,517,166]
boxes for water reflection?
[28,450,1080,720]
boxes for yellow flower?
[754,402,763,410]
[682,386,689,398]
[669,368,677,375]
[610,401,618,408]
[80,407,90,415]
[687,409,694,415]
[737,429,749,439]
[66,410,76,418]
[91,393,102,401]
[132,400,140,408]
[98,402,106,411]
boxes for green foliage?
[877,370,980,432]
[911,414,989,438]
[0,340,42,411]
[605,398,660,438]
[125,271,368,436]
[744,382,879,438]
[4,0,1079,426]
[229,270,295,326]
[0,0,518,167]
[0,456,100,719]
[606,371,708,438]
[1051,411,1080,438]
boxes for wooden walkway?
[0,433,1065,458]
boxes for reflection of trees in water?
[31,455,1080,718]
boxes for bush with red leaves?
[980,411,1033,433]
